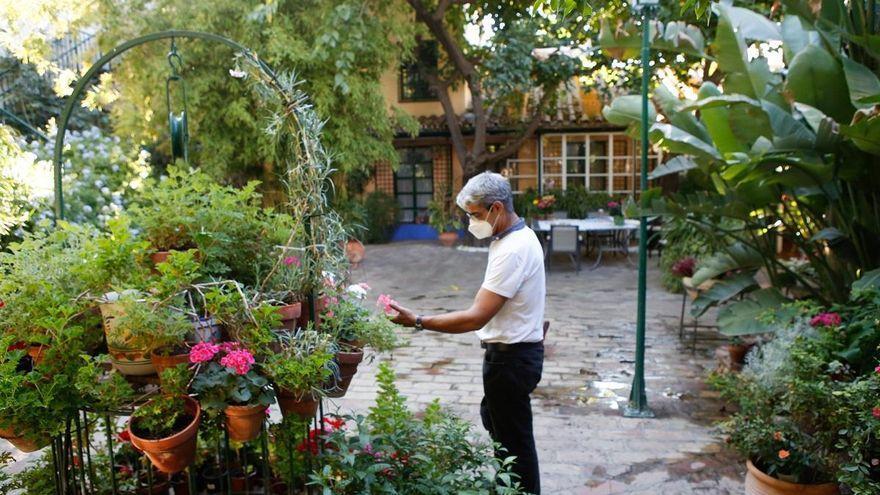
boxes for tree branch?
[478,86,556,166]
[424,72,469,169]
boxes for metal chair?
[547,225,581,273]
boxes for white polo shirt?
[477,225,546,344]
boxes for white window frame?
[502,158,539,195]
[539,132,663,195]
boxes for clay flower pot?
[345,239,365,268]
[230,467,260,492]
[275,387,319,420]
[128,396,201,474]
[0,425,47,453]
[325,349,364,398]
[27,344,49,367]
[727,342,753,366]
[150,347,190,379]
[275,303,302,331]
[224,403,266,443]
[745,460,839,495]
[438,231,459,248]
[150,251,173,266]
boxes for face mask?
[468,205,499,240]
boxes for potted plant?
[127,366,202,474]
[427,187,463,248]
[533,194,556,220]
[263,329,334,419]
[607,200,624,226]
[189,341,274,443]
[101,295,190,376]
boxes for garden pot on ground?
[745,460,839,495]
[128,396,201,474]
[230,467,260,492]
[727,343,753,366]
[438,231,459,248]
[150,347,190,379]
[275,387,319,420]
[224,403,266,443]
[345,239,365,268]
[275,303,302,332]
[0,425,47,453]
[325,348,364,398]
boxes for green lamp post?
[623,0,658,419]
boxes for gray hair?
[456,172,514,211]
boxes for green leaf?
[780,15,815,63]
[841,57,880,109]
[723,5,782,41]
[650,123,721,161]
[603,95,657,131]
[760,100,816,149]
[691,243,763,285]
[785,44,855,124]
[852,268,880,291]
[648,155,699,179]
[841,112,880,154]
[691,271,759,317]
[717,288,788,336]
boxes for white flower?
[100,187,110,195]
[94,180,104,188]
[82,205,93,213]
[229,68,247,79]
[346,284,368,300]
[111,164,119,172]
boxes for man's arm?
[390,288,507,334]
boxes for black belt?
[481,341,543,353]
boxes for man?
[390,172,546,495]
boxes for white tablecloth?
[535,218,640,232]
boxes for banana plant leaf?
[717,288,789,336]
[692,242,763,285]
[785,44,856,124]
[690,271,759,318]
[852,268,880,291]
[648,155,699,180]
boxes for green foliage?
[427,185,463,233]
[263,329,335,396]
[659,216,718,292]
[310,361,524,494]
[322,290,400,353]
[96,0,419,183]
[103,296,191,351]
[190,344,273,410]
[131,365,191,438]
[74,355,136,412]
[361,191,399,244]
[711,291,880,492]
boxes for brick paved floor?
[332,242,745,494]
[1,242,745,494]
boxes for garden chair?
[679,276,720,353]
[547,225,581,273]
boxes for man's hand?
[390,303,417,327]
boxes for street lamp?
[623,0,658,419]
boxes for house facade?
[365,48,663,237]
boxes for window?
[399,41,439,101]
[540,133,661,195]
[501,158,539,194]
[395,148,434,223]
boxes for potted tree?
[263,329,334,419]
[427,187,463,248]
[127,366,202,474]
[189,341,274,443]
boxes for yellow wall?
[380,70,470,117]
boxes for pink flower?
[875,365,880,374]
[873,407,880,419]
[358,283,371,291]
[189,342,219,363]
[218,341,241,353]
[607,201,619,209]
[284,256,301,267]
[671,257,696,278]
[810,312,842,328]
[377,294,399,316]
[220,349,255,375]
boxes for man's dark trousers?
[480,343,544,495]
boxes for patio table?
[534,218,640,269]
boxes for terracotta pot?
[728,343,753,365]
[325,349,364,398]
[224,403,266,443]
[150,251,173,266]
[230,468,260,492]
[745,460,839,495]
[128,396,201,474]
[345,239,365,268]
[27,344,49,367]
[276,303,302,331]
[0,425,47,453]
[275,387,319,420]
[438,231,459,248]
[169,473,191,495]
[270,477,289,494]
[150,348,190,379]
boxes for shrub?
[362,191,399,244]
